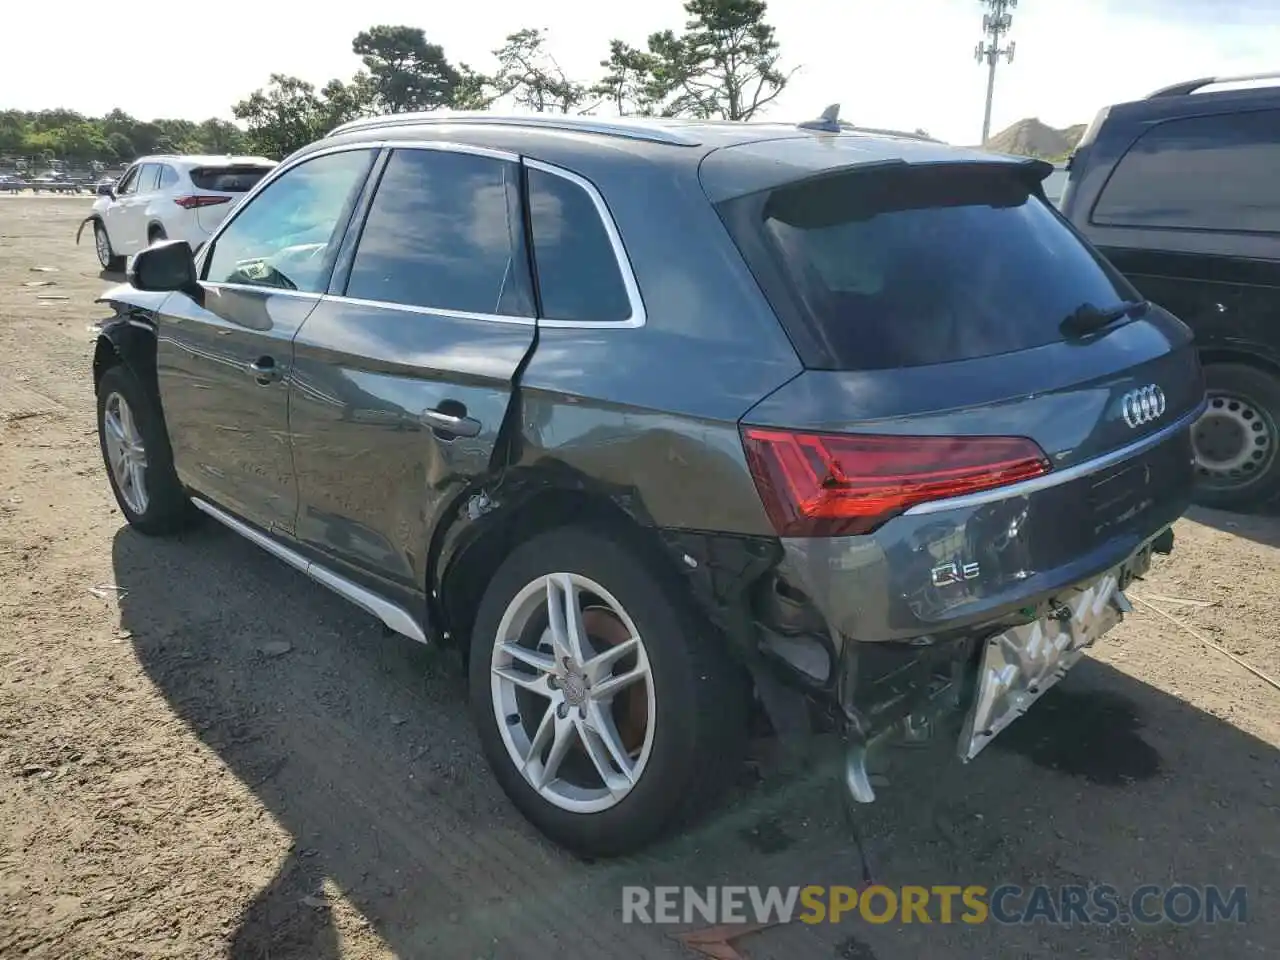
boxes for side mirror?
[96,183,114,197]
[128,240,198,294]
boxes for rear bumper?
[774,403,1201,648]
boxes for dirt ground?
[1,196,1278,960]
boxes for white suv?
[78,154,276,271]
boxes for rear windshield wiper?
[1059,299,1149,338]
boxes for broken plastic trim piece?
[958,570,1127,762]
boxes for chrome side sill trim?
[190,498,427,644]
[904,401,1207,517]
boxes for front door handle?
[420,402,481,439]
[247,356,282,385]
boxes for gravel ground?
[1,196,1278,960]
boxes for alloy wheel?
[94,226,111,269]
[490,572,656,814]
[102,391,149,514]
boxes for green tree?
[232,74,327,158]
[491,28,588,114]
[196,118,249,154]
[353,25,461,113]
[593,41,663,116]
[452,64,497,110]
[0,111,26,153]
[318,74,378,129]
[59,122,108,162]
[600,0,794,120]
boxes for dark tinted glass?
[158,165,179,189]
[1092,110,1280,232]
[527,167,632,323]
[742,165,1130,371]
[346,149,532,316]
[205,149,373,293]
[190,164,274,192]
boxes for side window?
[204,149,374,294]
[345,148,532,316]
[527,166,633,323]
[157,164,179,190]
[136,163,160,193]
[1092,110,1280,233]
[115,165,140,196]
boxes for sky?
[3,0,1279,144]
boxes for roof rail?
[1147,70,1280,98]
[325,112,702,147]
[838,121,939,143]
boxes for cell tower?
[975,0,1017,145]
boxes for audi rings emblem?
[1120,384,1166,429]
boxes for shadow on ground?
[112,523,1280,960]
[1184,502,1280,550]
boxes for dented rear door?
[287,145,536,608]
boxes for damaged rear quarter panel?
[507,150,804,538]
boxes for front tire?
[93,221,125,272]
[469,527,748,857]
[96,365,196,536]
[1191,363,1280,511]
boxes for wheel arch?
[75,213,104,247]
[430,473,691,652]
[93,314,160,407]
[1197,344,1280,381]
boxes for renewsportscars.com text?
[622,884,1248,926]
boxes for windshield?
[726,163,1134,371]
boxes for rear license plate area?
[958,568,1128,761]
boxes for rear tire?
[469,527,748,857]
[1191,362,1280,511]
[97,365,197,536]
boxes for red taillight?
[741,428,1051,537]
[174,195,231,209]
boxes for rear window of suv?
[721,163,1135,371]
[190,164,274,193]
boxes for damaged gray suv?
[92,109,1206,857]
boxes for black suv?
[93,111,1203,856]
[1062,72,1280,510]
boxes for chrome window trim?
[524,157,647,329]
[380,139,520,164]
[903,401,1208,517]
[201,282,324,301]
[322,293,534,326]
[196,140,647,331]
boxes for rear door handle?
[247,356,282,385]
[420,402,481,439]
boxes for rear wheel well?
[1197,347,1280,381]
[438,488,684,651]
[147,222,166,242]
